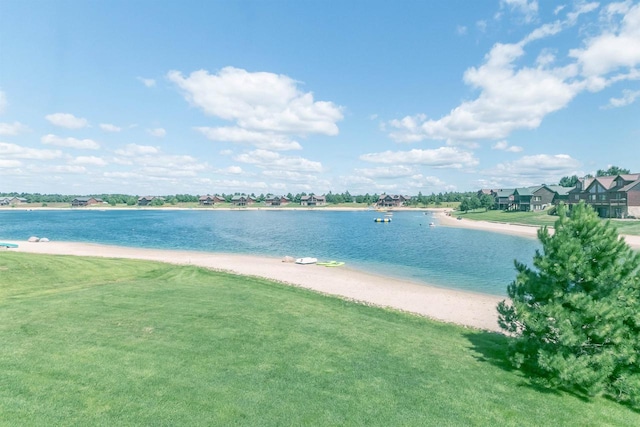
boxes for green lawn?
[455,209,640,236]
[1,253,638,426]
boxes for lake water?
[0,209,540,296]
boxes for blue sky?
[1,0,639,196]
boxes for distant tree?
[150,198,165,206]
[558,175,579,187]
[459,198,471,213]
[497,202,640,404]
[596,166,630,177]
[469,195,481,211]
[480,194,494,211]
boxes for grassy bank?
[455,209,640,235]
[1,252,637,425]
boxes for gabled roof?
[543,185,574,196]
[621,179,640,192]
[585,176,616,192]
[495,189,515,198]
[514,186,540,197]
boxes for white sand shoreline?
[2,239,504,333]
[431,209,640,250]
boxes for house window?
[589,194,596,201]
[533,196,541,201]
[574,194,579,200]
[599,194,607,201]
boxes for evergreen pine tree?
[497,202,640,403]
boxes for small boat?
[429,222,435,227]
[374,218,391,222]
[295,257,318,265]
[0,242,18,248]
[316,260,345,267]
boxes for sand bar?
[2,239,504,332]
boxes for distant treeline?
[0,191,475,206]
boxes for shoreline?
[431,209,640,250]
[2,239,504,333]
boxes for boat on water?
[429,222,435,227]
[295,257,318,265]
[374,218,391,223]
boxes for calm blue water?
[0,209,540,296]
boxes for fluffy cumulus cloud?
[70,156,108,166]
[354,165,415,179]
[492,140,523,152]
[360,147,479,169]
[100,123,122,132]
[196,126,302,151]
[486,153,582,186]
[115,143,160,157]
[0,121,29,136]
[0,159,22,168]
[0,141,62,160]
[234,149,323,172]
[570,3,640,78]
[41,134,100,150]
[387,3,640,146]
[45,113,89,129]
[168,67,343,150]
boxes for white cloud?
[196,126,302,151]
[70,156,108,166]
[45,113,89,129]
[492,140,523,152]
[456,25,468,35]
[569,3,640,77]
[604,89,640,107]
[147,128,166,138]
[262,170,319,182]
[168,67,343,137]
[115,143,160,156]
[0,142,62,160]
[486,153,581,186]
[360,147,479,169]
[41,134,100,150]
[0,159,22,168]
[554,5,566,15]
[221,165,243,174]
[0,90,6,114]
[500,0,539,23]
[0,121,29,136]
[476,20,487,32]
[137,77,156,87]
[234,149,323,172]
[354,166,415,179]
[100,123,122,132]
[37,165,87,174]
[219,149,233,156]
[386,4,628,145]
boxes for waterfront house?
[568,173,640,218]
[513,187,540,211]
[494,189,515,210]
[300,195,326,206]
[264,195,290,206]
[1,196,28,205]
[71,197,104,207]
[376,194,409,208]
[199,195,224,206]
[231,195,255,206]
[138,196,163,206]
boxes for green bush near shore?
[1,253,638,426]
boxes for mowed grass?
[1,253,638,426]
[455,209,640,236]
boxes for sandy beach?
[432,209,640,250]
[3,239,505,333]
